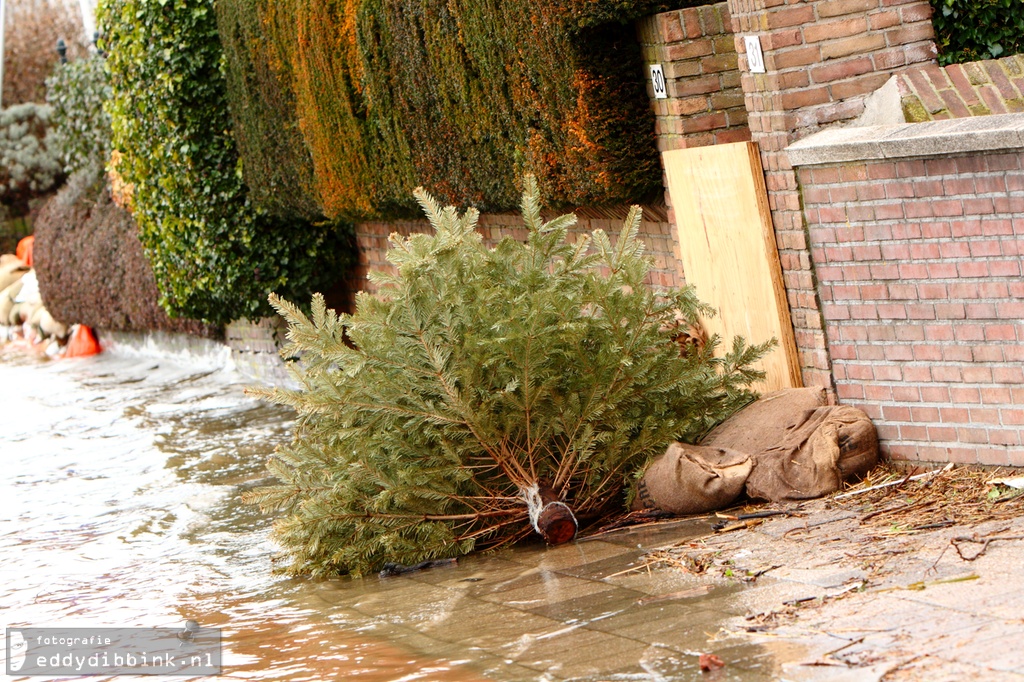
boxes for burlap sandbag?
[632,442,752,514]
[0,260,28,292]
[702,387,829,453]
[701,387,877,502]
[742,405,878,502]
[0,279,23,324]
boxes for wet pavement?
[320,526,782,681]
[3,333,1024,680]
[0,336,785,681]
[667,504,1024,681]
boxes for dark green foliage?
[249,0,678,220]
[98,0,353,325]
[0,103,63,216]
[249,178,768,577]
[930,0,1024,65]
[0,211,33,255]
[33,164,219,337]
[45,56,111,175]
[214,0,322,222]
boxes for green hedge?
[98,0,351,325]
[239,0,682,220]
[930,0,1024,65]
[215,0,322,222]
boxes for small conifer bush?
[249,177,770,577]
[0,103,62,214]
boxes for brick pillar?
[725,0,937,388]
[636,2,751,154]
[637,2,751,287]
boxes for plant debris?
[832,463,1024,536]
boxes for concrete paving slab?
[475,571,611,606]
[772,568,868,590]
[417,598,567,651]
[507,627,649,679]
[502,538,633,569]
[584,603,729,651]
[407,554,534,588]
[525,585,646,623]
[587,517,715,549]
[554,552,651,581]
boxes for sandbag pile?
[633,387,879,514]
[0,236,99,356]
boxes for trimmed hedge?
[34,166,219,337]
[98,0,352,325]
[258,0,383,219]
[215,0,322,222]
[930,0,1024,65]
[244,0,683,220]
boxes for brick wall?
[636,2,751,152]
[790,117,1024,466]
[225,318,297,388]
[345,205,682,308]
[725,0,937,388]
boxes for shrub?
[45,55,111,174]
[2,0,88,105]
[33,164,219,336]
[930,0,1024,65]
[0,103,63,215]
[248,178,768,577]
[214,0,322,222]
[245,0,686,220]
[97,0,352,325]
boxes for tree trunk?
[535,484,577,545]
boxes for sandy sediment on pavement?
[638,465,1024,680]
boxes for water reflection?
[0,341,774,681]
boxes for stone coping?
[786,112,1024,166]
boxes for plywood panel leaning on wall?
[663,141,801,391]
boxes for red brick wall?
[344,206,683,312]
[636,2,751,153]
[797,150,1024,466]
[726,0,937,388]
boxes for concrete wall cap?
[787,112,1024,166]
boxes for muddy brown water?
[0,340,782,681]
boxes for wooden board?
[663,141,801,391]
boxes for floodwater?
[0,337,784,681]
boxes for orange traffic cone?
[15,236,34,267]
[64,324,101,357]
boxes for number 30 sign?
[649,64,668,99]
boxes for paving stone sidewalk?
[642,503,1024,681]
[310,481,1024,680]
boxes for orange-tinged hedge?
[241,0,685,219]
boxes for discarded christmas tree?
[247,177,770,577]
